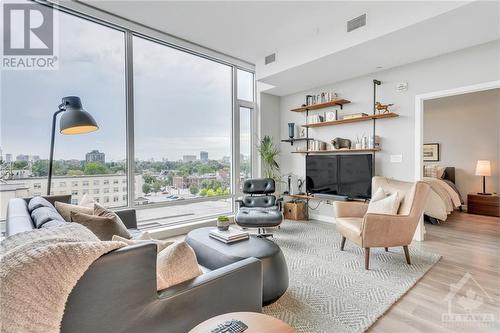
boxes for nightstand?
[467,194,500,217]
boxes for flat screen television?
[306,154,373,199]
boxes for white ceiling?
[81,1,499,96]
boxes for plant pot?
[217,216,230,231]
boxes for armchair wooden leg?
[340,237,346,251]
[403,245,411,265]
[364,248,370,270]
[384,247,388,252]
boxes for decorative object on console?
[332,137,352,149]
[423,143,440,162]
[475,160,492,195]
[311,140,327,151]
[217,215,230,231]
[354,135,363,150]
[297,178,304,194]
[375,101,394,114]
[287,123,295,139]
[47,96,99,195]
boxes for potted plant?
[217,215,230,231]
[257,135,281,183]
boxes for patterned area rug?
[263,220,441,333]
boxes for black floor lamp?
[47,96,99,195]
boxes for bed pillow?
[70,212,130,241]
[367,191,402,215]
[156,241,202,290]
[112,233,173,253]
[55,201,93,222]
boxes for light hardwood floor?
[369,212,500,333]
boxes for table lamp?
[475,160,491,195]
[47,96,99,195]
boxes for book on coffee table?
[209,227,249,244]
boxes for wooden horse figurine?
[375,102,394,114]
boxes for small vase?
[288,123,295,139]
[355,143,362,150]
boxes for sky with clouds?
[1,2,253,162]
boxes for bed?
[422,166,464,223]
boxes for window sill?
[144,215,235,240]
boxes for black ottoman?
[186,227,288,305]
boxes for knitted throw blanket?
[0,224,125,333]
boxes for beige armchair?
[334,177,430,270]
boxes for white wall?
[423,89,500,202]
[276,40,500,218]
[256,88,281,177]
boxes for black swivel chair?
[235,178,283,236]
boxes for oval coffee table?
[189,312,296,333]
[186,227,289,305]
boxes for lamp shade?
[59,96,98,135]
[475,160,491,176]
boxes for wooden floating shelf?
[292,148,381,154]
[284,193,315,200]
[302,112,399,128]
[290,99,351,112]
[280,138,313,143]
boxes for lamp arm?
[47,109,65,195]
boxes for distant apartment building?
[86,150,105,164]
[30,155,40,162]
[172,176,185,189]
[5,154,12,163]
[182,155,196,162]
[200,151,208,162]
[16,154,29,161]
[0,174,144,220]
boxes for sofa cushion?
[156,241,202,290]
[55,202,93,222]
[31,207,65,228]
[28,197,55,213]
[70,212,131,241]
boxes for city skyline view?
[1,2,253,163]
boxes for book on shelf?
[209,227,249,243]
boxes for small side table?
[467,194,500,217]
[189,312,296,333]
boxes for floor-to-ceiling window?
[0,1,255,225]
[132,36,233,227]
[0,2,127,217]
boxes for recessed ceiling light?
[376,66,383,69]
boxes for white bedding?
[422,177,462,221]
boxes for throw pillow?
[156,241,202,290]
[423,164,440,178]
[28,197,54,213]
[367,191,402,215]
[371,187,387,202]
[93,203,131,239]
[55,201,93,222]
[79,194,95,208]
[70,212,130,241]
[31,207,65,228]
[112,234,173,253]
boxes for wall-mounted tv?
[306,154,373,199]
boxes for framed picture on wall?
[423,143,440,161]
